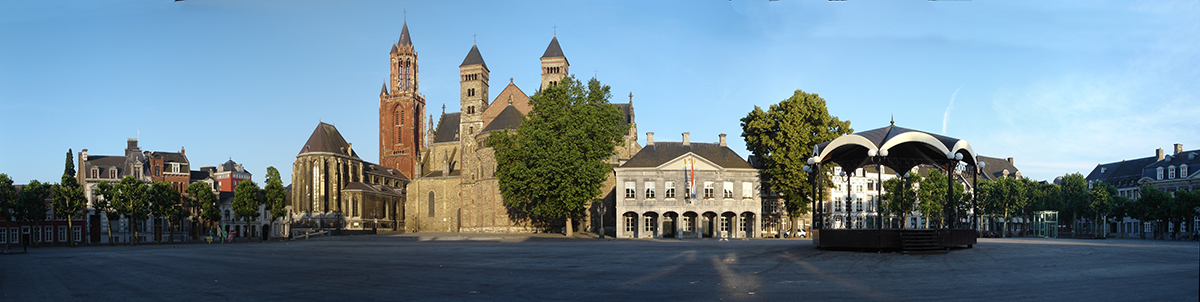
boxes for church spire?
[397,21,413,46]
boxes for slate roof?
[397,22,412,46]
[152,152,188,163]
[621,142,754,170]
[1140,149,1200,181]
[299,122,360,158]
[432,113,461,143]
[542,36,565,58]
[460,44,487,68]
[363,162,409,180]
[977,155,1019,181]
[613,103,634,126]
[190,170,210,182]
[343,182,403,197]
[481,105,524,133]
[85,155,126,167]
[1085,156,1160,188]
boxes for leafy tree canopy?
[489,76,627,236]
[264,166,287,222]
[740,89,852,216]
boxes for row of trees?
[1,149,290,248]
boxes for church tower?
[458,43,489,184]
[540,36,568,90]
[380,21,426,179]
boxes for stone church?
[379,22,641,233]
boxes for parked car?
[783,228,808,238]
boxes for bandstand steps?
[900,230,947,254]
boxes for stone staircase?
[899,229,947,254]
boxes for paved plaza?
[2,234,1197,301]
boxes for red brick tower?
[380,21,425,179]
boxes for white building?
[614,132,761,239]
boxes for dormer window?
[171,163,180,173]
[91,168,99,178]
[1157,167,1164,180]
[1168,166,1176,179]
[110,169,117,179]
[1182,164,1189,178]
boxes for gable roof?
[621,142,753,170]
[481,105,524,133]
[460,44,487,68]
[152,151,188,164]
[433,113,461,143]
[299,122,360,158]
[482,81,531,123]
[977,155,1019,181]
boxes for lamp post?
[976,160,986,233]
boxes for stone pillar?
[617,213,624,239]
[754,213,761,238]
[697,216,704,239]
[656,215,664,238]
[676,215,684,239]
[734,214,741,239]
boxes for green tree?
[263,167,288,230]
[16,180,51,247]
[1089,182,1116,238]
[880,174,918,228]
[149,181,182,243]
[232,180,261,242]
[1,174,18,251]
[1172,189,1200,239]
[104,176,149,245]
[93,181,120,245]
[1059,173,1091,236]
[52,149,87,246]
[917,170,948,229]
[185,182,219,240]
[1137,185,1172,239]
[740,89,852,235]
[489,76,627,237]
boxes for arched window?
[427,192,435,218]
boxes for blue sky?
[2,0,1197,185]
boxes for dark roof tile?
[622,142,753,170]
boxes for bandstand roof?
[812,122,977,174]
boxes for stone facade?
[388,26,640,234]
[290,122,407,235]
[614,133,760,239]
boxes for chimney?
[1156,148,1164,161]
[1174,143,1183,155]
[81,149,88,161]
[682,132,690,146]
[127,138,138,149]
[646,132,654,146]
[180,146,185,155]
[1007,157,1013,165]
[719,133,727,147]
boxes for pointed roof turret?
[380,83,389,96]
[299,122,360,158]
[397,22,413,46]
[541,36,565,58]
[460,44,487,68]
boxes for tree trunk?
[67,217,74,247]
[790,215,799,238]
[1003,210,1010,238]
[565,216,573,237]
[167,219,174,244]
[106,218,114,246]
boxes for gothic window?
[427,192,435,218]
[312,166,320,212]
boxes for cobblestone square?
[3,235,1197,301]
